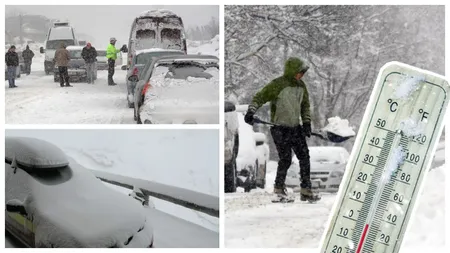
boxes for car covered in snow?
[285,146,350,192]
[53,46,97,83]
[235,112,270,192]
[127,9,187,70]
[224,101,239,192]
[126,48,184,108]
[130,54,219,124]
[96,50,109,70]
[5,137,154,248]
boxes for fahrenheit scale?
[320,62,449,253]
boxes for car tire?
[224,160,237,193]
[137,114,142,124]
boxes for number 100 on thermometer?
[320,62,449,253]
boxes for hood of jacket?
[283,57,308,80]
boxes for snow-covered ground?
[187,35,219,57]
[5,38,219,124]
[225,144,445,250]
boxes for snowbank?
[322,116,355,137]
[187,35,219,57]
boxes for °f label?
[319,62,449,253]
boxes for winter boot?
[300,188,321,203]
[272,186,294,203]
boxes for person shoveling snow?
[244,57,320,203]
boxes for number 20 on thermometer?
[320,62,449,253]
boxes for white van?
[127,9,187,68]
[40,22,78,74]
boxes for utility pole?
[19,14,23,44]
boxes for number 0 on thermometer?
[320,62,449,253]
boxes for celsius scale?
[320,62,449,253]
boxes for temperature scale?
[319,62,449,253]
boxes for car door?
[5,162,35,247]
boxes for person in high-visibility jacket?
[106,37,127,86]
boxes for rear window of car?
[135,51,183,65]
[97,51,106,57]
[153,61,218,80]
[136,29,157,50]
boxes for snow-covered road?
[5,65,134,124]
[225,154,446,249]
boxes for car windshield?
[97,51,106,57]
[135,29,157,50]
[154,61,218,80]
[46,40,75,50]
[69,50,82,59]
[135,51,183,65]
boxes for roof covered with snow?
[135,48,184,55]
[139,9,179,18]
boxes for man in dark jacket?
[81,42,97,84]
[5,45,19,88]
[244,57,320,203]
[53,43,71,87]
[22,45,35,75]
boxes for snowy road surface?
[5,67,134,124]
[225,158,445,249]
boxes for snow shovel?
[252,117,353,143]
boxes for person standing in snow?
[53,43,72,87]
[5,45,19,88]
[106,37,127,86]
[244,57,320,203]
[81,42,97,84]
[22,45,35,75]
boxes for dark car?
[126,49,184,108]
[53,46,97,83]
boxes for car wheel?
[144,119,152,124]
[137,114,142,124]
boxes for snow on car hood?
[24,157,153,247]
[140,67,219,124]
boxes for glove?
[244,110,255,125]
[303,122,311,138]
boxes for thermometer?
[319,62,449,253]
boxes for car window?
[97,51,106,57]
[135,29,157,50]
[161,28,182,50]
[153,62,218,80]
[46,40,75,50]
[69,50,82,59]
[5,159,73,185]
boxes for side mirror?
[121,44,128,53]
[121,65,127,70]
[225,101,236,113]
[128,75,139,82]
[40,47,44,54]
[6,199,27,216]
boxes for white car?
[235,112,270,192]
[285,146,350,192]
[224,101,239,193]
[132,55,219,124]
[5,137,154,248]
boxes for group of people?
[6,37,126,88]
[5,45,35,88]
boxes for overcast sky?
[6,5,218,47]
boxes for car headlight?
[329,170,344,178]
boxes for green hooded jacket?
[249,57,311,127]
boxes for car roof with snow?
[139,9,179,18]
[153,54,219,63]
[135,48,184,56]
[66,46,84,51]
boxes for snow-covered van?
[5,137,154,247]
[127,9,187,68]
[40,22,78,74]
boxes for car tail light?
[142,82,152,96]
[132,67,138,75]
